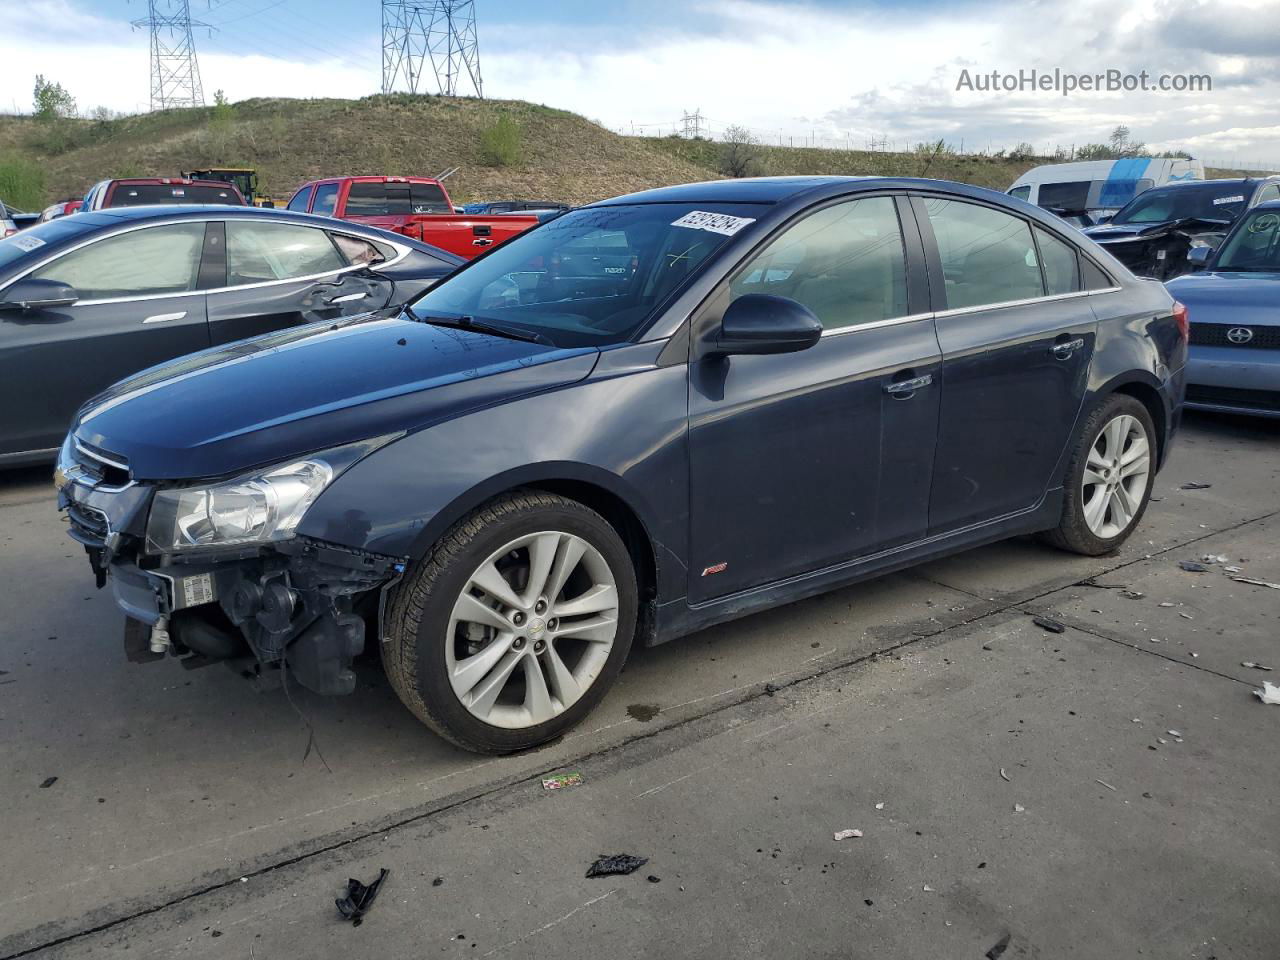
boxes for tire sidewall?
[411,501,637,753]
[1064,395,1157,554]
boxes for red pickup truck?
[285,176,540,260]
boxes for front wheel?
[383,491,637,754]
[1042,394,1156,556]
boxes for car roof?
[589,175,1023,209]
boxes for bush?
[0,153,47,211]
[720,125,765,178]
[479,114,522,167]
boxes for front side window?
[923,198,1044,309]
[312,183,339,217]
[1008,185,1031,201]
[1213,210,1280,271]
[1034,226,1081,295]
[411,202,764,347]
[225,221,345,284]
[287,185,314,212]
[729,196,908,331]
[1253,184,1280,204]
[28,222,206,300]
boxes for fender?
[297,341,691,602]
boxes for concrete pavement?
[0,411,1277,958]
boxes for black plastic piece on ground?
[1178,560,1209,572]
[336,868,389,926]
[1031,616,1066,634]
[986,933,1012,959]
[585,854,649,878]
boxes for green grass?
[0,152,46,210]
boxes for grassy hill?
[0,94,1270,210]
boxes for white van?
[1007,158,1205,223]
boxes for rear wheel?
[383,491,637,754]
[1042,394,1156,556]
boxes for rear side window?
[312,183,339,217]
[108,184,240,206]
[29,223,206,300]
[287,185,314,212]
[225,221,345,284]
[923,198,1044,309]
[730,196,908,331]
[1081,258,1114,290]
[331,233,388,266]
[1034,226,1081,295]
[410,182,450,213]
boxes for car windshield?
[1111,183,1249,225]
[1213,209,1280,271]
[408,202,765,347]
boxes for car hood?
[1165,271,1280,327]
[73,311,599,480]
[1084,218,1229,243]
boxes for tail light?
[1172,300,1189,343]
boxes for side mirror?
[706,294,823,357]
[1186,246,1213,269]
[0,277,79,311]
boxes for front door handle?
[143,311,186,324]
[1050,337,1085,359]
[324,291,368,305]
[884,373,933,397]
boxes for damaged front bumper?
[57,440,405,696]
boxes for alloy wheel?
[444,531,619,729]
[1081,413,1151,540]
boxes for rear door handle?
[143,311,186,324]
[1050,337,1085,359]
[884,373,933,397]
[324,292,368,305]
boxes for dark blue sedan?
[55,177,1186,752]
[1167,201,1280,417]
[0,206,462,466]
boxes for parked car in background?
[39,199,83,223]
[80,178,247,212]
[1008,157,1204,223]
[1167,200,1280,417]
[287,176,541,259]
[0,207,461,466]
[462,200,572,217]
[1082,177,1280,280]
[0,201,18,240]
[54,176,1184,753]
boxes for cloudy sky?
[3,0,1279,163]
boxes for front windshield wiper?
[410,312,554,346]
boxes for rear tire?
[1041,393,1156,556]
[382,491,637,754]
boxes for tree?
[720,125,764,178]
[32,75,77,121]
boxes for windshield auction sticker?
[671,210,756,236]
[1213,195,1245,205]
[10,234,46,252]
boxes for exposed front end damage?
[57,438,405,697]
[1089,218,1230,280]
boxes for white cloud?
[3,0,1279,165]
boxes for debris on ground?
[922,884,935,892]
[999,767,1011,782]
[764,682,782,697]
[1119,590,1146,600]
[1076,578,1125,589]
[1158,601,1175,607]
[833,829,864,841]
[1013,803,1026,813]
[1225,565,1242,573]
[542,772,584,791]
[1242,662,1274,672]
[585,854,649,878]
[1255,681,1280,706]
[1232,577,1280,590]
[1201,554,1231,564]
[39,777,57,789]
[875,802,885,809]
[647,875,661,883]
[335,868,389,927]
[986,933,1013,960]
[1178,560,1209,573]
[1179,481,1212,490]
[1096,779,1117,791]
[1031,616,1066,634]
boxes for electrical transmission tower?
[680,109,705,139]
[381,1,483,98]
[132,1,210,111]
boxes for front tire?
[383,491,637,754]
[1042,393,1156,556]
